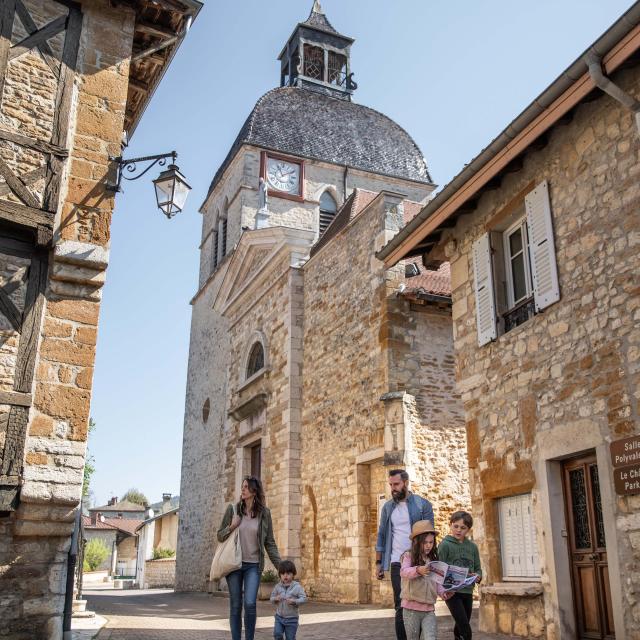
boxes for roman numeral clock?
[261,152,304,201]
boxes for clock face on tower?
[265,156,302,195]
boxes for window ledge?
[237,368,269,394]
[481,582,543,597]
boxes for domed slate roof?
[205,88,433,202]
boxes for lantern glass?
[153,164,191,218]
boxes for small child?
[400,520,450,640]
[437,511,482,640]
[270,560,307,640]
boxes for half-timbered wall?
[0,0,136,637]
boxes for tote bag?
[210,510,242,580]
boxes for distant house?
[83,513,143,577]
[148,493,180,516]
[135,507,179,589]
[89,497,147,521]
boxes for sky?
[88,0,635,507]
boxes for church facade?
[176,2,469,603]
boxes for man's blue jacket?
[375,493,434,570]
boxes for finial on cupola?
[311,0,324,15]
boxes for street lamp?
[108,150,192,219]
[153,163,191,219]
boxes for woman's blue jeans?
[226,562,260,640]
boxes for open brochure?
[427,561,477,592]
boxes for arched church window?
[304,44,324,80]
[319,191,338,235]
[246,342,265,378]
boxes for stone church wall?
[175,269,230,592]
[301,192,388,604]
[445,63,640,638]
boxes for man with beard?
[375,469,434,640]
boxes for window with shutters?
[501,216,536,332]
[319,191,337,235]
[498,493,540,580]
[472,180,560,346]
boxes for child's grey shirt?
[270,580,307,618]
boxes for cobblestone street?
[86,588,516,640]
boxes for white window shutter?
[525,180,560,311]
[499,494,540,579]
[472,234,497,346]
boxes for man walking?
[375,469,434,640]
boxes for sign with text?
[614,463,640,495]
[610,435,640,468]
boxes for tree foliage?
[83,538,110,572]
[122,488,149,506]
[82,419,96,498]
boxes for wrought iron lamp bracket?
[107,151,177,192]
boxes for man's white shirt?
[390,501,410,563]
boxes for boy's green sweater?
[437,535,482,594]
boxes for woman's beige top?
[238,515,260,563]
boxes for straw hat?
[409,520,439,539]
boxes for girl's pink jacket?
[400,552,446,612]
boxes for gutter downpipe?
[62,509,81,639]
[585,50,640,132]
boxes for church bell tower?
[278,0,356,101]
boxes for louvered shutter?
[499,494,540,579]
[525,181,560,311]
[472,234,497,346]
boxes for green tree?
[83,538,109,572]
[122,488,149,506]
[82,419,96,498]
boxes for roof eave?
[376,0,640,266]
[277,22,355,60]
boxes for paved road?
[86,588,514,640]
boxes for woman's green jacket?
[217,503,281,573]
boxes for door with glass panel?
[563,455,615,639]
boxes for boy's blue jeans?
[274,613,299,640]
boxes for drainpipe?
[585,51,640,133]
[62,509,81,639]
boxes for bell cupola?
[278,0,356,101]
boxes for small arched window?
[246,342,265,378]
[319,191,337,235]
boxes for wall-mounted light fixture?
[108,150,192,219]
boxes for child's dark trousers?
[445,592,473,640]
[274,613,299,640]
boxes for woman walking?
[217,476,281,640]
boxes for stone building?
[0,0,200,637]
[378,3,640,639]
[176,2,469,604]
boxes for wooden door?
[563,455,615,639]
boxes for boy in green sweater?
[437,511,482,640]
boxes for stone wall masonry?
[383,281,469,534]
[144,558,176,589]
[223,252,298,560]
[176,267,230,592]
[444,63,640,638]
[301,199,388,603]
[0,0,136,637]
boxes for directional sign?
[610,435,640,468]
